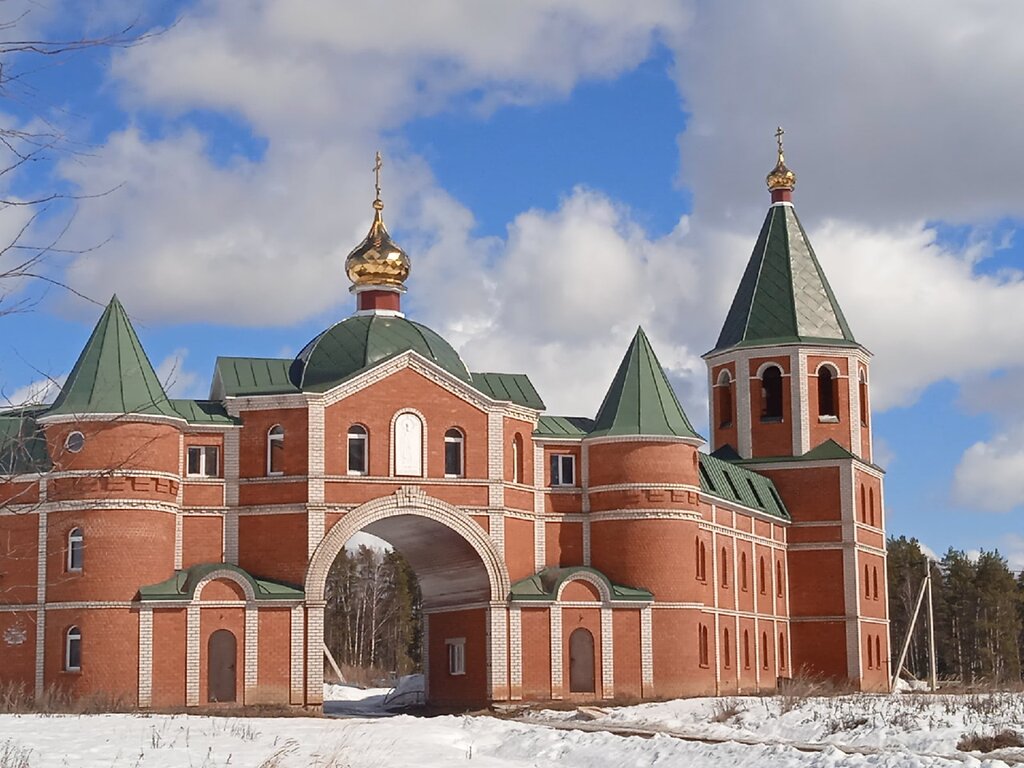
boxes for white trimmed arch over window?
[65,625,82,671]
[393,411,424,477]
[267,425,285,475]
[67,527,84,572]
[347,424,368,475]
[816,362,839,420]
[444,428,465,478]
[716,369,734,428]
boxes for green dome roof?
[290,314,471,392]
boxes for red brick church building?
[0,141,889,708]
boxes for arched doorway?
[208,629,237,703]
[305,488,512,708]
[569,628,596,693]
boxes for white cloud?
[3,373,65,408]
[952,424,1024,513]
[154,348,201,400]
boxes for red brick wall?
[711,362,739,452]
[256,607,292,704]
[857,551,886,619]
[0,513,39,603]
[520,608,551,699]
[791,620,847,681]
[181,515,224,568]
[762,466,841,523]
[650,609,713,697]
[0,612,35,688]
[151,607,186,707]
[504,417,534,484]
[45,422,180,475]
[612,609,642,699]
[591,519,698,601]
[238,514,307,585]
[182,483,224,507]
[788,550,846,617]
[860,623,889,691]
[545,521,583,567]
[46,508,175,602]
[588,442,699,488]
[806,356,851,451]
[321,368,488,479]
[238,408,308,479]
[504,517,535,583]
[426,608,488,707]
[45,608,138,705]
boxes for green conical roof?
[48,296,179,419]
[713,204,856,352]
[589,327,701,440]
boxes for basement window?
[550,454,576,486]
[446,638,466,676]
[187,446,220,477]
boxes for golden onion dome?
[345,153,411,289]
[766,126,797,192]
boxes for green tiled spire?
[48,295,179,418]
[589,327,701,440]
[713,204,856,352]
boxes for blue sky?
[2,1,1024,568]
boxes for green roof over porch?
[509,566,653,602]
[138,563,304,602]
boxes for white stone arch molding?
[193,569,257,602]
[305,487,513,604]
[754,360,789,379]
[813,360,842,377]
[555,571,613,605]
[390,407,428,477]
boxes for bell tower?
[704,128,872,463]
[703,131,889,691]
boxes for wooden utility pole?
[890,561,938,692]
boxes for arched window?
[760,366,783,420]
[859,370,869,427]
[512,434,524,484]
[864,564,870,597]
[817,365,838,418]
[695,538,702,580]
[740,552,748,591]
[743,630,751,669]
[394,412,424,476]
[723,628,731,668]
[444,428,464,477]
[720,548,729,587]
[779,632,787,670]
[759,556,766,594]
[698,624,709,667]
[776,560,783,598]
[869,488,876,526]
[65,626,82,671]
[699,542,706,581]
[762,632,769,669]
[860,485,867,523]
[347,424,368,475]
[67,527,84,572]
[875,636,881,669]
[717,370,734,428]
[873,566,879,600]
[267,425,285,475]
[867,634,874,668]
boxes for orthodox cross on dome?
[766,125,797,201]
[373,150,383,211]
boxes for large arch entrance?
[305,487,512,708]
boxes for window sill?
[266,471,285,477]
[66,568,83,575]
[718,422,733,430]
[448,671,465,677]
[760,416,783,424]
[346,470,367,477]
[817,415,840,423]
[62,669,82,675]
[444,474,464,479]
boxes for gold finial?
[373,151,384,211]
[344,151,411,289]
[766,126,796,193]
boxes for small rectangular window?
[550,454,576,486]
[187,446,220,477]
[446,638,465,676]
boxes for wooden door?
[569,628,595,693]
[208,629,237,703]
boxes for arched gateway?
[305,488,512,706]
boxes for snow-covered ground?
[1,687,1023,767]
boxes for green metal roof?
[713,204,857,353]
[212,357,300,398]
[47,296,180,419]
[471,372,545,410]
[138,563,304,602]
[589,327,700,440]
[170,399,239,426]
[721,438,884,473]
[698,453,790,521]
[534,415,595,438]
[509,566,653,602]
[291,314,472,392]
[0,409,51,474]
